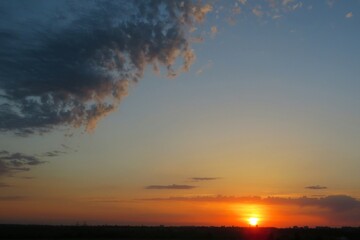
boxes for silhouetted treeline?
[1,225,360,240]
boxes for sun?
[248,217,259,226]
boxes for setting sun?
[248,217,259,226]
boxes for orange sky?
[1,194,359,226]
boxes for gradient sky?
[1,0,360,227]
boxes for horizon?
[1,0,360,228]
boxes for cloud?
[326,0,335,8]
[346,12,353,18]
[252,7,263,17]
[0,182,10,188]
[282,0,294,6]
[272,15,282,19]
[305,185,327,190]
[191,177,220,181]
[0,0,212,135]
[0,196,27,201]
[210,26,218,37]
[42,150,65,157]
[145,184,196,190]
[83,197,130,203]
[0,150,45,177]
[292,2,303,10]
[195,60,213,75]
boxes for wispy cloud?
[0,1,212,135]
[305,185,328,190]
[0,196,27,201]
[195,60,213,75]
[346,12,353,18]
[42,150,65,157]
[0,182,10,188]
[0,150,45,177]
[83,197,129,203]
[326,0,336,8]
[210,26,218,37]
[252,7,263,17]
[282,0,294,6]
[190,177,220,181]
[145,184,196,190]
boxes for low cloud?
[0,150,45,177]
[42,150,65,157]
[145,184,196,190]
[0,196,27,201]
[0,182,10,188]
[305,185,327,190]
[190,177,220,181]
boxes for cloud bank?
[0,0,211,135]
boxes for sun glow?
[248,217,259,226]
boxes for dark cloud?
[42,150,65,157]
[0,196,27,201]
[145,184,196,190]
[0,151,45,177]
[84,197,130,203]
[0,182,10,188]
[305,185,328,190]
[0,0,211,135]
[191,177,220,181]
[21,176,35,180]
[61,144,77,152]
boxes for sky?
[0,0,360,227]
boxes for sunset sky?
[1,0,360,227]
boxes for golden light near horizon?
[248,217,259,226]
[233,204,265,227]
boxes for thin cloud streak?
[190,177,220,181]
[0,182,10,188]
[145,184,196,190]
[346,12,353,18]
[0,196,27,201]
[305,185,328,190]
